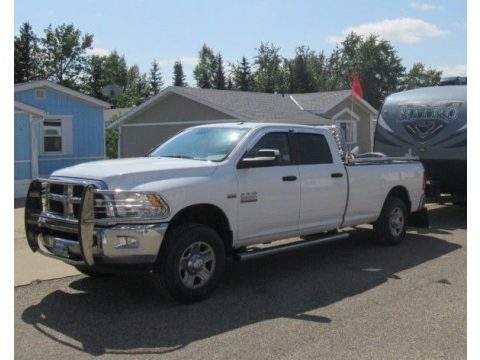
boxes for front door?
[236,130,300,244]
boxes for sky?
[14,0,467,86]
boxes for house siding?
[14,113,31,161]
[325,100,373,153]
[15,87,105,176]
[126,93,234,125]
[120,93,235,157]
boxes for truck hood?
[51,157,218,189]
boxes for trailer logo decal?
[398,101,464,142]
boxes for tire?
[373,196,408,245]
[155,224,226,303]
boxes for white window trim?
[40,115,73,156]
[333,107,360,146]
[335,119,358,145]
[332,107,360,121]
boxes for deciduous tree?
[399,62,442,90]
[40,23,93,88]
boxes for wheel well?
[386,186,411,213]
[165,204,233,254]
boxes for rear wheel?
[155,224,226,303]
[373,196,408,245]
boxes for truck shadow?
[20,225,462,356]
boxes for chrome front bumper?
[25,179,168,268]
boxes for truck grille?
[45,180,107,222]
[47,183,84,219]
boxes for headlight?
[96,190,170,220]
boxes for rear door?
[294,130,347,233]
[236,129,300,243]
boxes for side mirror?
[237,149,281,169]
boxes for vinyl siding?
[15,87,105,175]
[119,93,236,157]
[14,112,31,161]
[120,124,188,157]
[126,93,234,125]
[325,99,373,153]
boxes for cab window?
[249,132,292,166]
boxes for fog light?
[115,236,139,249]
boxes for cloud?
[328,17,449,45]
[86,47,111,57]
[410,2,444,11]
[436,64,467,77]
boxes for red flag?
[351,70,363,98]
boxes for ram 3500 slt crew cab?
[25,122,427,302]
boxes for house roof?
[291,90,378,116]
[109,86,329,129]
[14,80,111,109]
[290,90,351,113]
[108,86,379,130]
[14,101,47,117]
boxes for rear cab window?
[294,133,333,165]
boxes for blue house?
[14,80,111,198]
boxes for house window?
[43,120,62,152]
[41,116,73,155]
[335,120,357,146]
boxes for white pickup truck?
[25,122,427,302]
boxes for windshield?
[149,127,250,162]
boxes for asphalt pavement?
[14,204,466,359]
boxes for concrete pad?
[14,207,79,287]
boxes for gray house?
[108,87,378,158]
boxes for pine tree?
[232,56,253,91]
[213,53,226,90]
[14,22,42,83]
[253,42,283,93]
[149,59,163,95]
[173,60,187,86]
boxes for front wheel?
[155,224,226,303]
[373,196,408,245]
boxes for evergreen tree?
[81,50,129,107]
[226,75,233,90]
[173,60,187,86]
[116,65,151,106]
[232,56,253,91]
[193,44,216,88]
[290,46,317,93]
[253,42,283,93]
[213,53,226,90]
[14,22,42,83]
[40,23,94,88]
[81,54,106,99]
[149,59,163,95]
